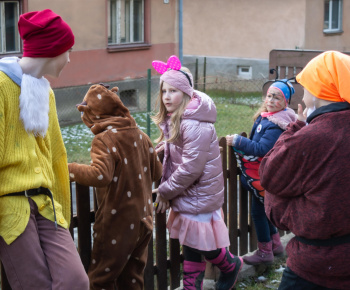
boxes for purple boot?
[183,260,206,290]
[271,233,284,256]
[243,241,274,265]
[206,248,243,290]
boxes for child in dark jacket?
[68,84,162,290]
[226,79,296,265]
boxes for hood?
[266,107,297,130]
[0,57,22,86]
[77,84,137,135]
[182,90,217,123]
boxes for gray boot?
[243,241,274,265]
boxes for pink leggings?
[0,199,89,290]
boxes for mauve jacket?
[158,90,224,214]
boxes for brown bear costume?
[68,84,162,290]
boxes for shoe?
[206,248,243,290]
[243,241,274,265]
[271,233,284,256]
[183,260,206,290]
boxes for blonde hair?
[253,101,268,121]
[152,80,191,143]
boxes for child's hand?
[226,134,238,146]
[297,104,307,122]
[156,144,164,154]
[153,192,170,214]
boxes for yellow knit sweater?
[0,72,71,245]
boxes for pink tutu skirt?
[166,208,230,251]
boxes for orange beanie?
[296,51,350,102]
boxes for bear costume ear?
[76,101,87,112]
[111,87,119,94]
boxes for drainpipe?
[179,0,183,63]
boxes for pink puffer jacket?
[158,90,224,214]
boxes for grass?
[235,256,286,290]
[61,89,262,164]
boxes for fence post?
[147,68,151,137]
[194,58,198,90]
[203,57,207,92]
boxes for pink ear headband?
[152,55,192,87]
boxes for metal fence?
[57,61,268,164]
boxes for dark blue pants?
[279,267,337,290]
[251,193,277,242]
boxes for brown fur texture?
[68,84,162,289]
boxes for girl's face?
[265,87,286,113]
[162,82,184,113]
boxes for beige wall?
[28,0,107,50]
[304,0,350,51]
[151,1,178,44]
[183,0,306,60]
[24,0,179,87]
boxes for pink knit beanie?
[152,55,194,97]
[160,69,194,97]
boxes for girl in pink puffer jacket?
[151,55,243,290]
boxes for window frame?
[107,0,151,52]
[323,0,343,34]
[0,0,22,56]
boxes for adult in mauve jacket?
[260,51,350,290]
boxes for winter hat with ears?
[268,79,295,103]
[18,9,75,58]
[296,50,350,103]
[152,55,194,97]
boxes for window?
[237,66,252,80]
[0,1,20,54]
[324,0,342,33]
[108,0,144,45]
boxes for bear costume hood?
[77,84,137,135]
